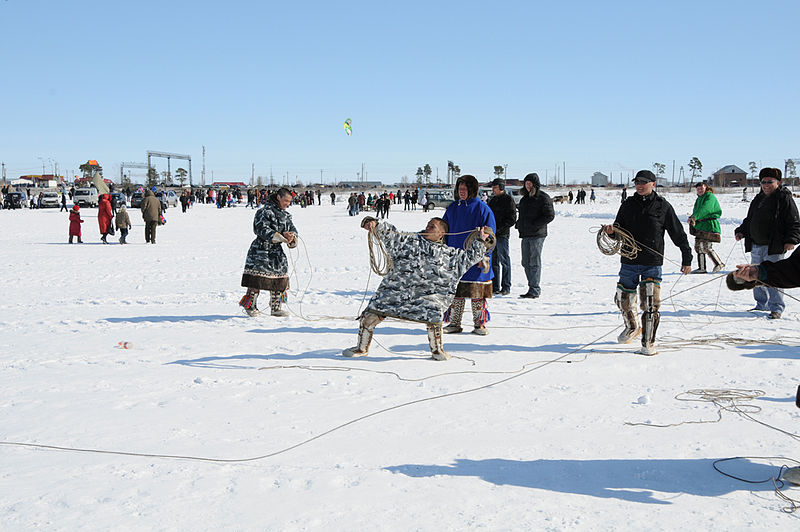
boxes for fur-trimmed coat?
[242,201,298,281]
[442,197,496,283]
[365,222,487,324]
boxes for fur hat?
[633,170,656,183]
[72,205,80,211]
[454,174,479,200]
[759,167,782,181]
[490,177,505,190]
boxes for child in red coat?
[68,205,83,243]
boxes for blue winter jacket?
[442,197,497,282]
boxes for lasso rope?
[595,225,640,259]
[367,226,496,277]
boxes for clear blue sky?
[1,0,798,185]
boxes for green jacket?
[691,191,721,234]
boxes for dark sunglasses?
[633,179,651,185]
[761,179,777,184]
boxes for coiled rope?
[595,225,640,259]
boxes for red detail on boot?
[239,294,254,309]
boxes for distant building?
[210,181,248,188]
[712,165,747,187]
[591,172,609,187]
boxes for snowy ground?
[1,188,799,530]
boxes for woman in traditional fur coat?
[343,216,490,360]
[239,187,297,317]
[441,174,497,335]
[689,182,724,273]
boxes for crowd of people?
[235,169,800,363]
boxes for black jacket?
[760,246,800,288]
[488,192,517,238]
[516,189,554,238]
[734,186,800,255]
[613,191,692,266]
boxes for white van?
[73,188,99,207]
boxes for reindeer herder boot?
[691,253,707,274]
[239,288,260,317]
[637,281,661,356]
[471,298,489,335]
[343,312,383,357]
[443,298,465,334]
[427,323,450,360]
[270,290,288,317]
[708,249,725,273]
[615,285,640,344]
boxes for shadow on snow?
[385,457,782,504]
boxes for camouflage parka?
[365,222,486,324]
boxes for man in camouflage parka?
[343,216,490,360]
[239,188,297,317]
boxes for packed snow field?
[1,188,799,530]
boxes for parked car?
[156,190,178,208]
[130,192,144,208]
[421,189,454,210]
[110,192,127,207]
[40,190,61,208]
[73,187,99,207]
[3,191,29,209]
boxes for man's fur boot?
[427,323,450,360]
[615,286,640,344]
[343,312,384,357]
[637,281,661,355]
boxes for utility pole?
[671,160,675,186]
[1,162,5,183]
[504,164,508,181]
[251,163,255,186]
[361,162,365,183]
[201,145,206,186]
[320,169,323,183]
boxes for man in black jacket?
[603,170,692,355]
[515,173,555,299]
[733,167,800,319]
[488,178,517,295]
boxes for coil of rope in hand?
[366,219,496,277]
[366,222,393,276]
[596,224,640,260]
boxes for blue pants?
[491,235,511,292]
[751,244,785,313]
[617,264,662,290]
[521,236,546,296]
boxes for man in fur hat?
[603,170,692,356]
[441,175,497,335]
[343,216,491,360]
[734,167,800,319]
